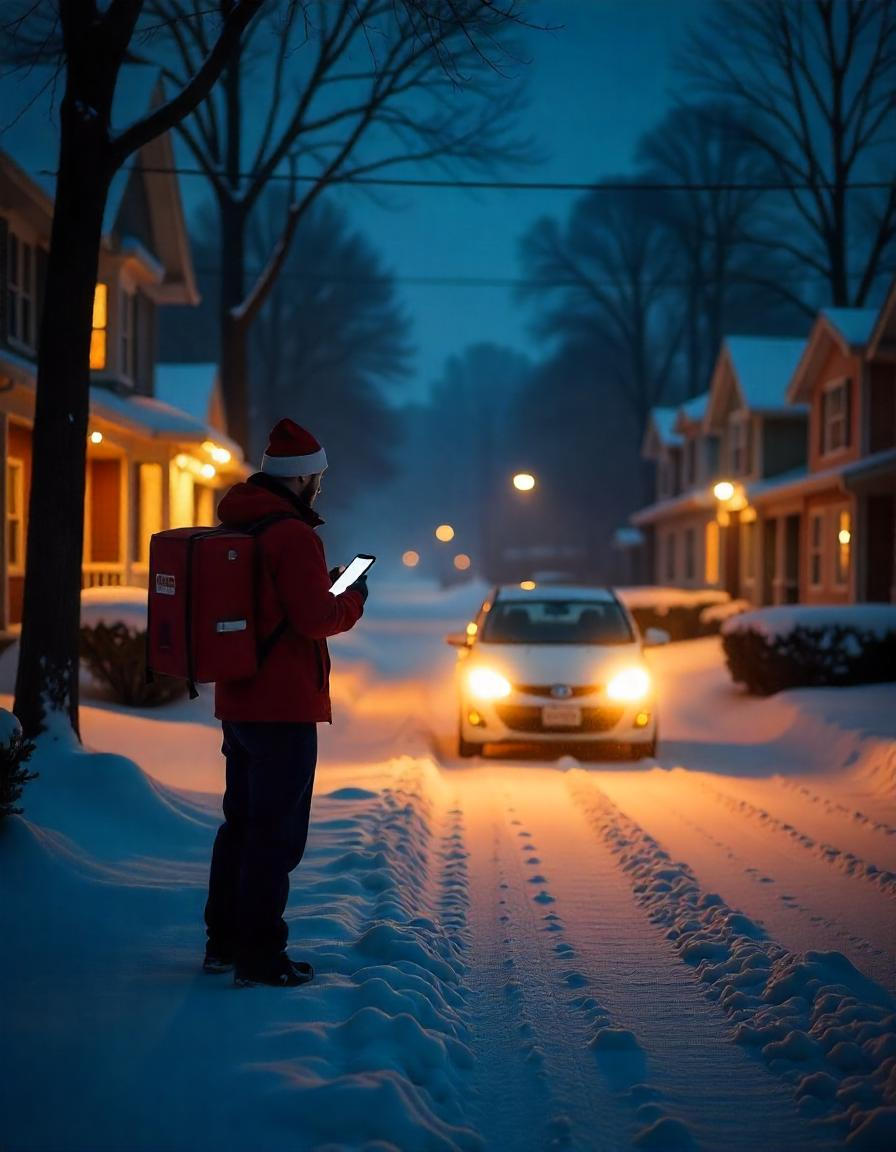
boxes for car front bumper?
[460,691,657,746]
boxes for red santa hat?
[261,418,328,477]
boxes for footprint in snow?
[528,874,548,884]
[526,856,541,864]
[533,890,556,904]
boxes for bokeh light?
[435,524,455,542]
[402,550,420,567]
[454,553,471,570]
[513,472,536,491]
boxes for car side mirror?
[444,633,470,648]
[644,627,670,647]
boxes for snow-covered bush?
[79,623,184,708]
[721,605,896,695]
[617,586,731,641]
[0,708,37,821]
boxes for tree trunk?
[13,97,110,738]
[217,39,252,456]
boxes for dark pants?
[204,720,317,967]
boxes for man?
[202,418,367,987]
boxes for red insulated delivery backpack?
[146,513,294,698]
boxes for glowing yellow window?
[90,283,108,370]
[835,508,851,587]
[705,520,720,585]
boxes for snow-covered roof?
[642,406,683,457]
[154,363,219,424]
[788,308,881,403]
[89,385,242,461]
[820,308,879,349]
[679,392,709,423]
[629,488,716,527]
[725,336,807,412]
[868,278,896,358]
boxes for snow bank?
[722,603,896,640]
[80,585,148,631]
[1,733,483,1151]
[617,585,729,610]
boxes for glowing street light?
[435,524,455,542]
[520,580,537,590]
[402,550,420,567]
[713,480,735,503]
[513,472,536,492]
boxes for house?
[630,394,722,589]
[0,124,245,633]
[703,336,808,601]
[748,306,895,604]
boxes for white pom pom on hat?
[261,418,328,478]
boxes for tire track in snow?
[507,771,820,1152]
[695,779,896,900]
[569,770,896,1150]
[770,777,896,842]
[462,771,642,1152]
[597,772,896,995]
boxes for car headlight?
[467,667,512,700]
[606,667,651,702]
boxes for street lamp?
[513,472,536,492]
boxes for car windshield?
[480,599,634,646]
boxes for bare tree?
[142,0,535,451]
[3,0,264,738]
[681,0,896,309]
[519,184,685,436]
[637,102,809,392]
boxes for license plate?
[541,705,583,728]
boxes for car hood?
[468,642,643,686]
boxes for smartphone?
[329,554,376,596]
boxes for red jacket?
[213,474,364,723]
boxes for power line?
[39,164,896,193]
[194,265,894,290]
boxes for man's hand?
[328,565,346,584]
[348,573,369,603]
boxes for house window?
[7,232,35,349]
[664,532,677,582]
[6,458,25,572]
[90,283,108,371]
[134,463,163,566]
[684,528,695,581]
[834,506,851,588]
[729,413,751,476]
[120,289,137,380]
[821,379,851,456]
[705,521,720,584]
[809,510,824,588]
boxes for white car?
[446,584,666,759]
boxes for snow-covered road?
[2,579,895,1151]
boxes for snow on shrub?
[80,622,184,708]
[721,605,896,695]
[699,598,751,626]
[616,585,730,641]
[0,708,37,821]
[79,588,180,707]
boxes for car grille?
[513,684,600,698]
[495,704,624,733]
